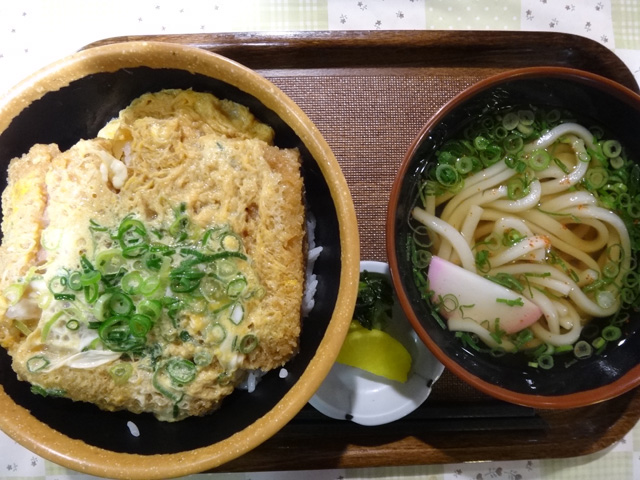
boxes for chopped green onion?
[602,140,622,158]
[77,257,92,274]
[169,215,190,242]
[118,217,147,239]
[480,145,502,166]
[596,290,616,309]
[13,319,32,336]
[621,287,637,306]
[537,354,554,370]
[496,297,524,307]
[602,325,622,342]
[27,355,49,372]
[503,134,524,154]
[475,250,491,273]
[89,219,108,232]
[80,270,101,286]
[84,284,99,304]
[507,177,529,200]
[170,275,202,293]
[502,112,519,130]
[194,350,212,367]
[623,271,639,289]
[493,126,508,140]
[435,164,460,187]
[93,293,112,321]
[121,271,143,294]
[166,358,197,385]
[585,167,608,189]
[109,292,134,316]
[528,149,551,171]
[602,262,620,279]
[3,284,25,306]
[67,271,83,291]
[208,322,227,345]
[456,156,475,174]
[65,319,80,331]
[502,155,516,169]
[30,385,65,397]
[239,334,259,354]
[144,251,165,271]
[53,293,75,301]
[227,276,247,298]
[484,272,524,292]
[96,249,126,274]
[98,315,145,352]
[517,123,533,135]
[473,135,490,150]
[514,160,527,173]
[555,344,574,354]
[122,244,150,259]
[220,232,242,252]
[129,314,152,337]
[439,293,459,313]
[574,340,593,359]
[152,363,184,403]
[502,228,525,246]
[109,363,133,385]
[216,258,239,279]
[518,109,535,126]
[546,109,561,123]
[48,275,67,294]
[199,276,225,302]
[592,336,607,352]
[610,156,625,169]
[554,157,570,174]
[137,299,162,321]
[515,328,533,346]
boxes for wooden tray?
[89,31,640,472]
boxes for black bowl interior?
[392,74,640,398]
[0,67,341,454]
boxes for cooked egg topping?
[13,211,262,399]
[0,89,305,421]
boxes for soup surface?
[409,107,640,369]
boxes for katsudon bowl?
[0,41,359,478]
[387,67,640,410]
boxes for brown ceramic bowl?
[0,42,360,478]
[387,67,640,409]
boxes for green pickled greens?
[353,271,394,331]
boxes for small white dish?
[309,260,445,426]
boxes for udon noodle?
[410,107,640,367]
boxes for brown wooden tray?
[88,31,640,472]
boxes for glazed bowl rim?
[386,65,640,409]
[0,40,360,478]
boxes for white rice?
[245,371,258,393]
[302,214,323,317]
[126,420,140,437]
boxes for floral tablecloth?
[1,1,640,479]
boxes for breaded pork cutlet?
[0,89,305,421]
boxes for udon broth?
[409,106,640,369]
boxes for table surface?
[2,1,640,479]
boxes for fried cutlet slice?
[0,90,305,421]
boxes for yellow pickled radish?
[336,322,412,383]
